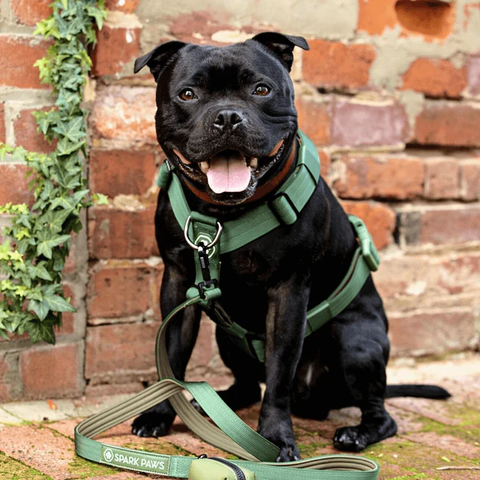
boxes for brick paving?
[0,353,478,480]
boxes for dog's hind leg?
[331,318,397,451]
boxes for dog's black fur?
[130,33,450,461]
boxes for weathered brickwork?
[0,0,480,400]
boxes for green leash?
[75,292,379,478]
[74,131,380,478]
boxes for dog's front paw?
[275,442,301,463]
[258,421,300,462]
[333,426,368,452]
[131,411,173,438]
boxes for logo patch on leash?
[101,445,170,475]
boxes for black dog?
[130,32,449,461]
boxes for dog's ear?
[251,32,309,71]
[134,41,187,81]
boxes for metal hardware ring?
[184,216,223,251]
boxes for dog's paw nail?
[152,426,165,437]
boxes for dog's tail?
[385,384,451,400]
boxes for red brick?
[460,159,480,201]
[0,163,34,206]
[334,155,424,200]
[13,107,55,153]
[303,40,375,90]
[389,309,475,356]
[19,343,83,399]
[87,263,152,318]
[424,157,459,200]
[357,0,398,36]
[11,0,52,26]
[414,103,480,147]
[0,36,51,90]
[332,99,409,148]
[90,149,157,197]
[341,201,396,250]
[57,284,75,336]
[374,251,480,302]
[467,55,480,96]
[421,206,480,245]
[92,25,141,76]
[319,149,331,177]
[0,355,12,402]
[88,206,158,259]
[168,10,232,44]
[358,0,454,40]
[297,99,332,146]
[105,0,140,13]
[395,1,454,40]
[85,322,159,382]
[0,103,6,143]
[402,58,467,98]
[296,97,331,146]
[91,86,157,143]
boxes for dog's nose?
[213,110,244,132]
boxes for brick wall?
[1,0,480,400]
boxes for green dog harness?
[74,131,380,479]
[158,130,380,362]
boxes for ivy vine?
[0,0,107,344]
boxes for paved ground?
[0,352,478,480]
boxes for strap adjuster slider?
[348,215,380,272]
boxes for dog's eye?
[253,85,270,96]
[179,89,197,101]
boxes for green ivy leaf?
[28,299,49,321]
[52,117,85,143]
[57,137,85,156]
[43,293,75,313]
[36,231,71,259]
[25,320,56,344]
[92,193,109,205]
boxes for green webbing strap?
[75,293,379,479]
[208,215,380,362]
[159,130,320,254]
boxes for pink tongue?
[206,152,251,194]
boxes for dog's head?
[134,32,309,205]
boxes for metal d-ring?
[184,216,223,251]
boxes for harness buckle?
[197,279,219,299]
[348,215,380,272]
[269,191,299,226]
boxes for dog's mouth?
[173,139,285,195]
